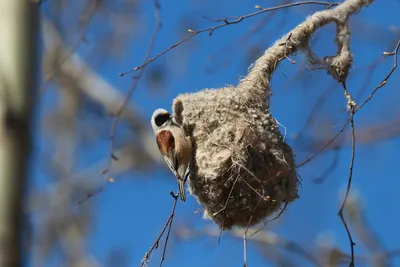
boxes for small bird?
[151,108,192,202]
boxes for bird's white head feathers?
[151,108,171,133]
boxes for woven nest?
[172,86,299,230]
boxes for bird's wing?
[163,153,181,179]
[183,166,190,183]
[156,130,182,180]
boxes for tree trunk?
[0,1,38,266]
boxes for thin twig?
[98,0,162,193]
[160,191,179,267]
[312,147,340,184]
[140,191,178,267]
[294,82,338,148]
[44,0,99,84]
[250,201,288,237]
[212,175,240,217]
[356,39,400,111]
[338,81,356,267]
[77,186,104,204]
[295,38,398,149]
[204,0,286,74]
[243,197,264,267]
[296,39,400,169]
[296,115,351,168]
[119,1,339,76]
[354,37,400,100]
[292,39,400,266]
[201,226,323,267]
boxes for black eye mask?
[155,113,170,127]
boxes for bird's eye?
[155,113,170,127]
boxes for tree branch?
[238,0,374,97]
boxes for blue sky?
[34,0,400,266]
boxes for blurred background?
[21,0,400,266]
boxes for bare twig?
[180,226,323,267]
[101,0,162,186]
[337,81,357,267]
[250,201,289,237]
[345,194,388,266]
[204,0,287,74]
[211,175,240,218]
[355,36,400,100]
[296,39,399,168]
[119,1,339,76]
[312,147,340,184]
[296,115,351,168]
[357,39,400,111]
[140,191,178,267]
[294,39,400,265]
[44,0,99,84]
[160,191,178,267]
[294,82,338,148]
[243,197,264,267]
[77,186,104,204]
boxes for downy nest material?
[172,84,299,230]
[167,0,370,229]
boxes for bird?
[151,108,193,202]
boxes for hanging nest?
[166,0,374,230]
[172,85,299,230]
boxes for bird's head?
[151,108,172,132]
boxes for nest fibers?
[172,85,299,230]
[167,0,373,230]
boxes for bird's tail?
[177,178,186,202]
